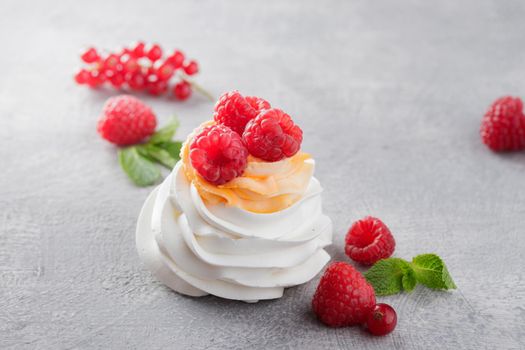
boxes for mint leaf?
[401,267,417,292]
[135,145,156,163]
[364,254,456,296]
[148,117,179,144]
[118,147,161,186]
[138,144,177,169]
[411,254,456,290]
[365,258,413,296]
[155,141,182,161]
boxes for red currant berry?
[74,69,90,84]
[128,72,146,90]
[131,42,146,58]
[167,50,185,68]
[147,44,162,62]
[104,54,120,71]
[156,62,174,81]
[80,47,100,63]
[104,69,115,78]
[109,73,125,88]
[145,68,159,83]
[124,58,139,74]
[173,81,192,100]
[365,304,397,336]
[147,80,168,96]
[119,47,132,56]
[87,71,105,88]
[183,60,199,75]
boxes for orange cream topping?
[181,123,314,213]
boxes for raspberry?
[245,96,271,113]
[242,109,303,162]
[345,216,396,265]
[312,262,376,327]
[97,95,157,146]
[213,91,259,135]
[480,96,525,152]
[189,124,249,185]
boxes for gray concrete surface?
[1,0,525,349]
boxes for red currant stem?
[180,74,215,102]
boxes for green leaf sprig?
[364,254,456,296]
[118,118,183,187]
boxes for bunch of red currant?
[74,42,210,101]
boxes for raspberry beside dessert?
[189,124,249,185]
[97,95,157,146]
[345,216,396,265]
[213,91,259,135]
[480,96,525,152]
[312,262,376,327]
[243,108,303,162]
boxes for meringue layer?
[136,162,332,301]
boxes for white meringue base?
[136,162,332,301]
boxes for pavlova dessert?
[136,91,332,301]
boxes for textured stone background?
[1,0,524,349]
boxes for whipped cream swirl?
[136,160,332,301]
